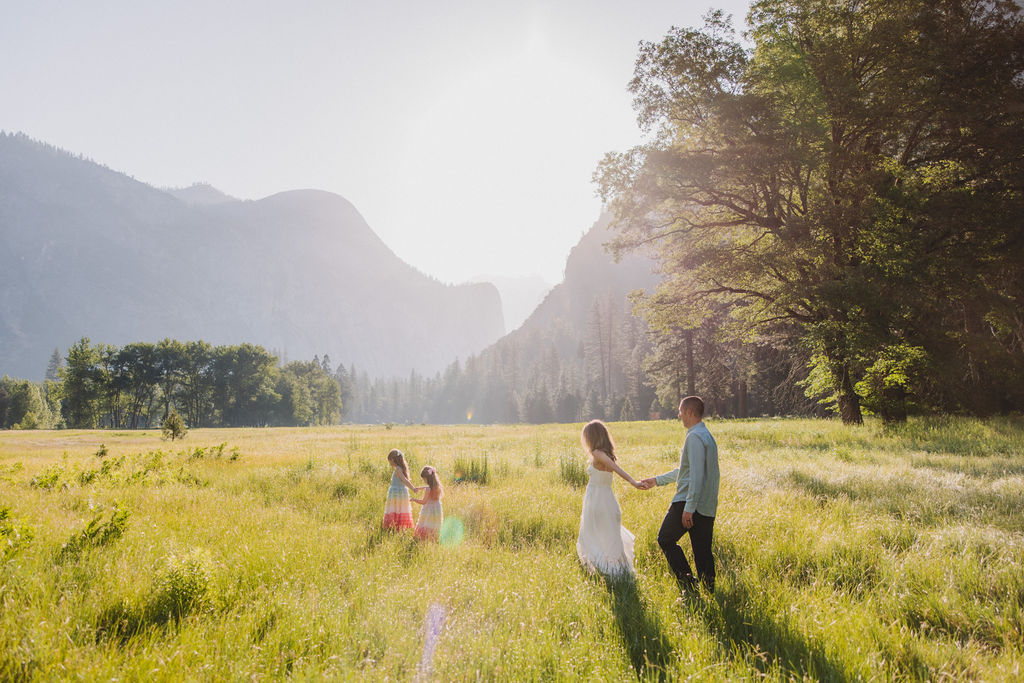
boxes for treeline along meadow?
[0,339,341,429]
[1,321,789,429]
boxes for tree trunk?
[738,379,748,418]
[685,329,695,396]
[836,364,863,425]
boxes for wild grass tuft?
[452,455,489,484]
[96,551,212,643]
[559,453,588,488]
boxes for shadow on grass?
[787,469,1024,533]
[602,574,673,681]
[692,543,861,682]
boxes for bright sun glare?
[381,40,630,284]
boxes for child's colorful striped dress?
[383,471,414,530]
[415,499,443,541]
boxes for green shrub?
[161,411,187,441]
[29,465,63,490]
[0,507,33,561]
[148,554,211,624]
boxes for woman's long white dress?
[576,464,635,576]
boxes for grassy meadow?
[1,417,1023,681]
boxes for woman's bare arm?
[592,450,642,487]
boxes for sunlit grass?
[1,417,1022,680]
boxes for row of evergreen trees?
[338,292,786,424]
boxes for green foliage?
[598,1,1024,423]
[162,411,187,441]
[5,338,349,431]
[278,360,342,426]
[0,507,33,562]
[56,506,129,563]
[0,375,60,429]
[619,396,635,421]
[30,465,63,490]
[61,337,103,428]
[148,553,212,624]
[855,344,929,422]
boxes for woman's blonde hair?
[387,449,410,481]
[581,420,616,461]
[420,465,443,496]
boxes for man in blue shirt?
[641,395,719,592]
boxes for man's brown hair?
[680,395,705,418]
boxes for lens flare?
[439,517,465,548]
[466,409,473,421]
[416,603,447,680]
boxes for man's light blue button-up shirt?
[655,421,719,517]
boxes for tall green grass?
[0,417,1022,680]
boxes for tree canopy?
[596,0,1024,422]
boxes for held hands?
[636,477,657,490]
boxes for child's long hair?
[421,465,443,497]
[387,449,410,481]
[581,420,616,461]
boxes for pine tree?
[161,410,187,441]
[45,348,63,382]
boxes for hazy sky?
[2,0,752,285]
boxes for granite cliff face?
[0,133,504,379]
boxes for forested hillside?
[343,215,685,423]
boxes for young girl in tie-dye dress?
[382,449,419,530]
[412,466,443,541]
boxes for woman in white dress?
[577,419,646,577]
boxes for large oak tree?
[597,0,1024,422]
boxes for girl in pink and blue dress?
[412,465,443,541]
[382,449,420,531]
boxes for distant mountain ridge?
[0,132,504,379]
[164,182,238,206]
